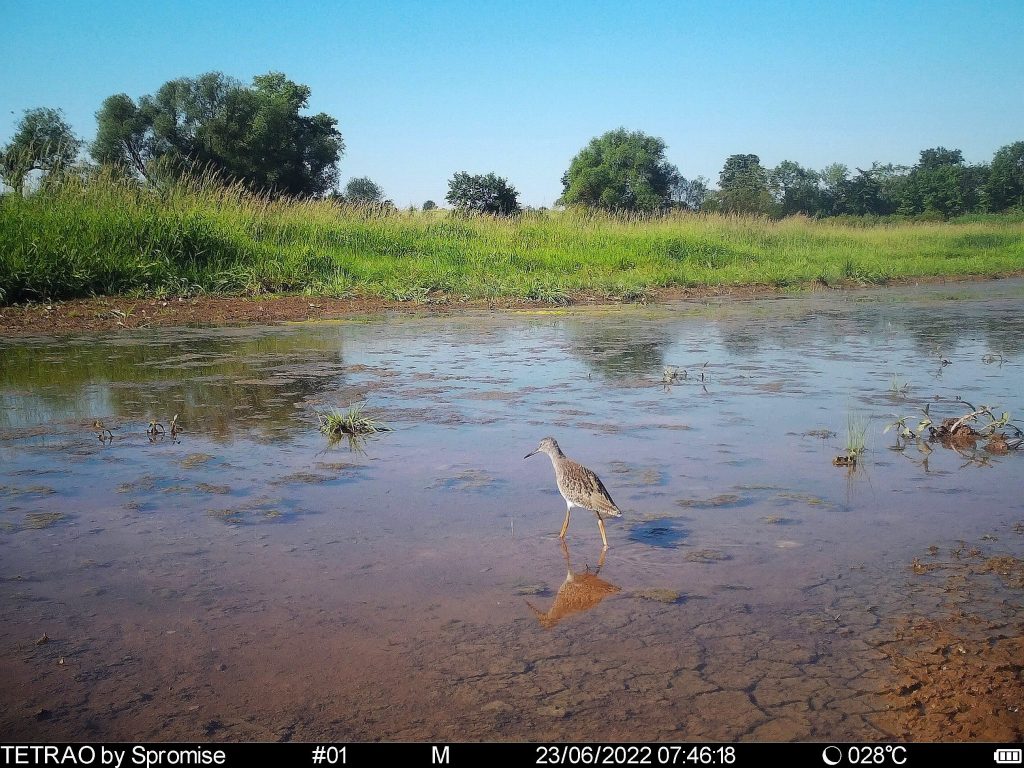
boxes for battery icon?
[995,749,1023,764]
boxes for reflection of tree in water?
[881,304,1024,356]
[716,323,770,356]
[901,315,967,356]
[0,329,345,441]
[962,315,1024,356]
[715,308,891,356]
[713,299,1024,357]
[566,323,672,380]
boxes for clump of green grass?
[843,412,869,461]
[317,404,391,437]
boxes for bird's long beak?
[524,450,538,459]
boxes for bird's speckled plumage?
[552,456,622,518]
[525,436,621,548]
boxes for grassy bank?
[2,173,1023,304]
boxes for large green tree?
[843,167,895,216]
[446,172,520,215]
[717,154,773,215]
[818,163,850,215]
[867,163,910,213]
[559,128,679,212]
[897,147,982,217]
[92,71,343,196]
[1,107,82,194]
[769,160,824,216]
[986,141,1024,211]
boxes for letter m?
[432,746,450,764]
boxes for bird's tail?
[600,502,623,518]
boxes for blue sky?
[3,1,1022,206]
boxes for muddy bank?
[5,540,1020,742]
[874,548,1024,741]
[878,614,1022,740]
[1,274,1017,337]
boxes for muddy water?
[2,281,1022,742]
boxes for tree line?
[555,129,1024,220]
[2,71,1022,219]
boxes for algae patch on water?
[180,453,215,469]
[607,461,669,487]
[512,581,549,596]
[634,588,685,604]
[760,514,796,525]
[270,472,334,486]
[430,469,502,492]
[0,484,57,498]
[195,483,231,494]
[685,549,731,563]
[206,495,304,524]
[23,512,68,530]
[676,494,745,509]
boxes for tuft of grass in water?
[845,412,869,458]
[317,404,391,437]
[889,374,911,397]
[2,169,1023,304]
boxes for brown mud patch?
[929,419,1017,454]
[877,615,1023,740]
[873,544,1024,741]
[2,274,1015,337]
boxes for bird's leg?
[558,538,575,580]
[597,516,609,550]
[596,547,607,572]
[559,503,572,539]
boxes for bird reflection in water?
[526,541,621,629]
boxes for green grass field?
[2,172,1022,304]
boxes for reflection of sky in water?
[2,280,1021,528]
[1,281,1022,523]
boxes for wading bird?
[524,436,622,549]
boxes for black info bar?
[1,743,1019,767]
